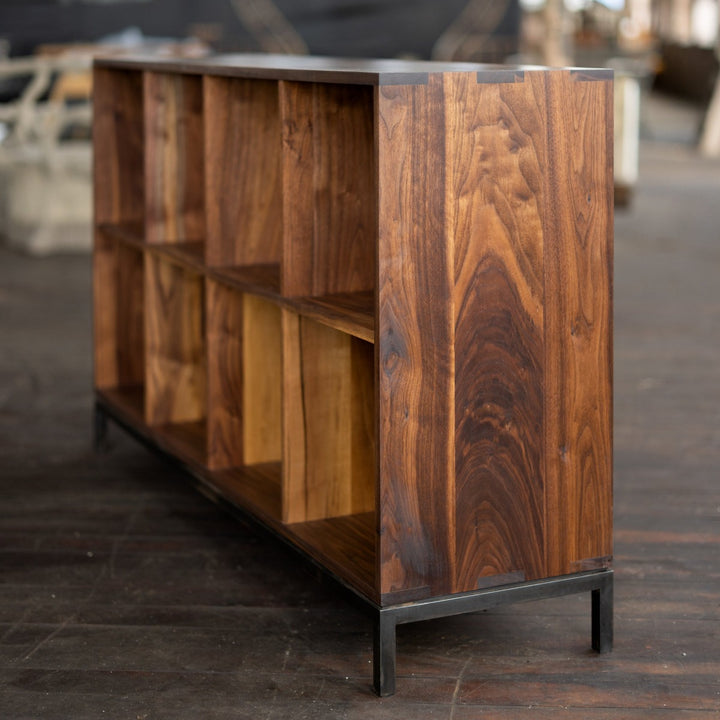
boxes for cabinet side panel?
[206,280,244,470]
[144,73,205,244]
[145,255,206,425]
[204,77,282,267]
[376,76,455,601]
[449,73,547,590]
[93,68,144,225]
[543,72,614,575]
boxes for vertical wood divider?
[448,72,547,591]
[206,279,244,470]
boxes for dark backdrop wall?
[0,0,519,61]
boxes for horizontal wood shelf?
[207,263,281,299]
[97,221,145,249]
[289,292,374,344]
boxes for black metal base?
[94,400,613,697]
[370,569,613,696]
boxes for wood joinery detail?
[144,72,205,245]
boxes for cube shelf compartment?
[93,54,614,696]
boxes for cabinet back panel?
[243,295,283,465]
[144,72,205,245]
[448,74,546,590]
[204,77,282,267]
[93,68,145,225]
[281,82,375,297]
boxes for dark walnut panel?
[376,76,455,602]
[448,72,547,590]
[281,81,376,297]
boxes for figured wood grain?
[282,312,374,523]
[543,71,613,576]
[376,76,455,602]
[280,81,375,296]
[204,77,282,267]
[206,279,244,470]
[145,254,206,426]
[144,72,205,245]
[242,295,282,465]
[447,72,546,590]
[92,68,144,225]
[93,233,145,390]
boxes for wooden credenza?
[92,54,614,696]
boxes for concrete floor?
[1,96,719,717]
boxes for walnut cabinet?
[92,55,614,696]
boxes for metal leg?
[93,403,109,452]
[373,610,397,697]
[591,571,614,653]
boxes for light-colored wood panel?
[243,295,282,464]
[145,254,206,426]
[543,71,614,577]
[204,76,281,267]
[206,279,244,470]
[144,72,205,244]
[93,232,144,390]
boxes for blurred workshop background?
[0,0,719,253]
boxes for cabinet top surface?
[94,53,612,85]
